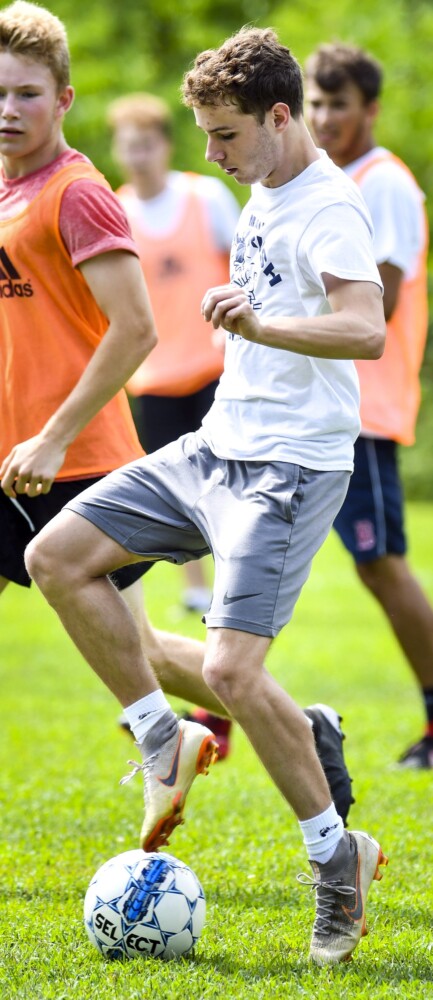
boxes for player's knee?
[357,555,410,605]
[25,528,68,598]
[356,560,376,590]
[356,556,390,596]
[202,657,244,712]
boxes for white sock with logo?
[299,803,344,864]
[123,690,177,747]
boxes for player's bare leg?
[121,579,225,714]
[121,581,354,819]
[357,553,433,767]
[356,554,433,688]
[26,511,159,703]
[202,625,387,964]
[25,511,217,850]
[202,626,331,819]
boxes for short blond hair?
[107,93,173,139]
[0,1,70,91]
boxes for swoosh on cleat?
[157,733,182,788]
[342,858,363,922]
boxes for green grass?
[1,503,433,999]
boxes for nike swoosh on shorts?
[223,591,261,605]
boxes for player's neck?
[262,119,321,189]
[131,174,168,200]
[2,133,69,179]
[332,136,376,169]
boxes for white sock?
[123,690,176,746]
[299,803,344,864]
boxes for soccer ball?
[84,849,206,960]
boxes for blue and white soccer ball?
[84,849,206,960]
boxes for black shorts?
[0,477,154,589]
[333,437,406,562]
[133,379,220,453]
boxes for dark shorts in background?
[133,379,220,454]
[333,436,406,562]
[0,477,154,589]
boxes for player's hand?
[201,284,261,341]
[0,435,67,497]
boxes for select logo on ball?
[84,849,206,961]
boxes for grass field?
[1,503,433,999]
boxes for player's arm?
[361,163,420,322]
[378,261,403,320]
[201,276,385,360]
[0,251,157,497]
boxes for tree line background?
[24,0,433,494]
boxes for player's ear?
[56,85,75,119]
[271,103,290,131]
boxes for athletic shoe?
[298,830,388,965]
[120,718,218,852]
[304,704,355,826]
[397,734,433,769]
[119,707,232,762]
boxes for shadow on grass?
[192,948,433,986]
[208,885,433,930]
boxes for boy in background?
[305,43,433,769]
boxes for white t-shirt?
[118,170,240,251]
[201,152,382,471]
[344,147,425,278]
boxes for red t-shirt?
[0,148,138,265]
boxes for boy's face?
[112,123,171,185]
[305,79,378,167]
[193,102,283,187]
[0,51,73,175]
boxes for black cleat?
[397,734,433,769]
[304,704,355,826]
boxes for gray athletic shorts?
[66,432,350,638]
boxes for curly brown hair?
[304,43,382,103]
[182,26,303,123]
[0,1,70,92]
